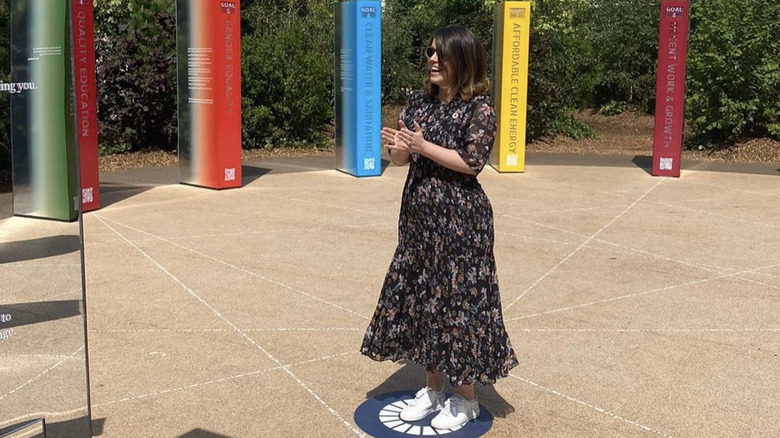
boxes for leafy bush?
[599,100,628,116]
[380,0,592,140]
[381,4,428,103]
[0,0,778,159]
[241,1,333,149]
[580,0,660,111]
[687,0,780,142]
[94,1,177,153]
[525,1,597,140]
[381,0,495,103]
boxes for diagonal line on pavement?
[734,275,780,291]
[643,199,778,229]
[590,238,736,274]
[96,214,370,321]
[505,261,780,323]
[91,351,357,409]
[0,347,84,402]
[95,216,365,437]
[504,180,665,312]
[508,373,675,437]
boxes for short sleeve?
[457,98,496,174]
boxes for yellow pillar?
[491,1,531,173]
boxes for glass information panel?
[0,212,91,437]
[10,1,78,221]
[1,1,92,437]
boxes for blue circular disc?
[354,390,493,438]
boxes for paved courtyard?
[77,154,780,437]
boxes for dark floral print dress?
[361,90,518,387]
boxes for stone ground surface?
[4,153,779,437]
[81,154,780,437]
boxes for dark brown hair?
[424,25,490,101]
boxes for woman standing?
[360,25,518,429]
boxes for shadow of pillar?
[0,235,81,264]
[0,416,102,438]
[631,155,653,175]
[177,429,236,438]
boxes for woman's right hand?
[382,121,412,165]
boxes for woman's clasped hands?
[382,120,429,155]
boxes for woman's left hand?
[397,121,430,155]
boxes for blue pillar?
[334,1,382,177]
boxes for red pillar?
[652,0,690,178]
[71,0,100,210]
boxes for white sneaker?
[431,394,480,430]
[399,387,446,422]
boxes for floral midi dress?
[360,90,518,387]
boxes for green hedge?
[241,1,334,149]
[0,0,778,159]
[687,0,780,143]
[94,0,178,154]
[381,0,495,102]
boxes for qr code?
[659,158,674,171]
[364,158,375,171]
[82,187,94,204]
[224,168,236,181]
[506,155,518,166]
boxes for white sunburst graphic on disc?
[377,398,465,435]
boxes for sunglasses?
[425,46,438,59]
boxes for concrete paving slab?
[84,154,780,437]
[84,242,231,331]
[2,358,90,420]
[509,330,780,437]
[88,331,279,404]
[594,204,780,273]
[246,330,363,366]
[3,265,82,304]
[0,192,11,220]
[541,276,780,328]
[500,248,719,319]
[5,152,779,437]
[93,369,358,438]
[106,230,375,322]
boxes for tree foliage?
[382,0,495,102]
[687,0,780,142]
[0,0,777,158]
[241,0,334,148]
[94,0,177,153]
[580,0,660,110]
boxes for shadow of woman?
[365,360,516,419]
